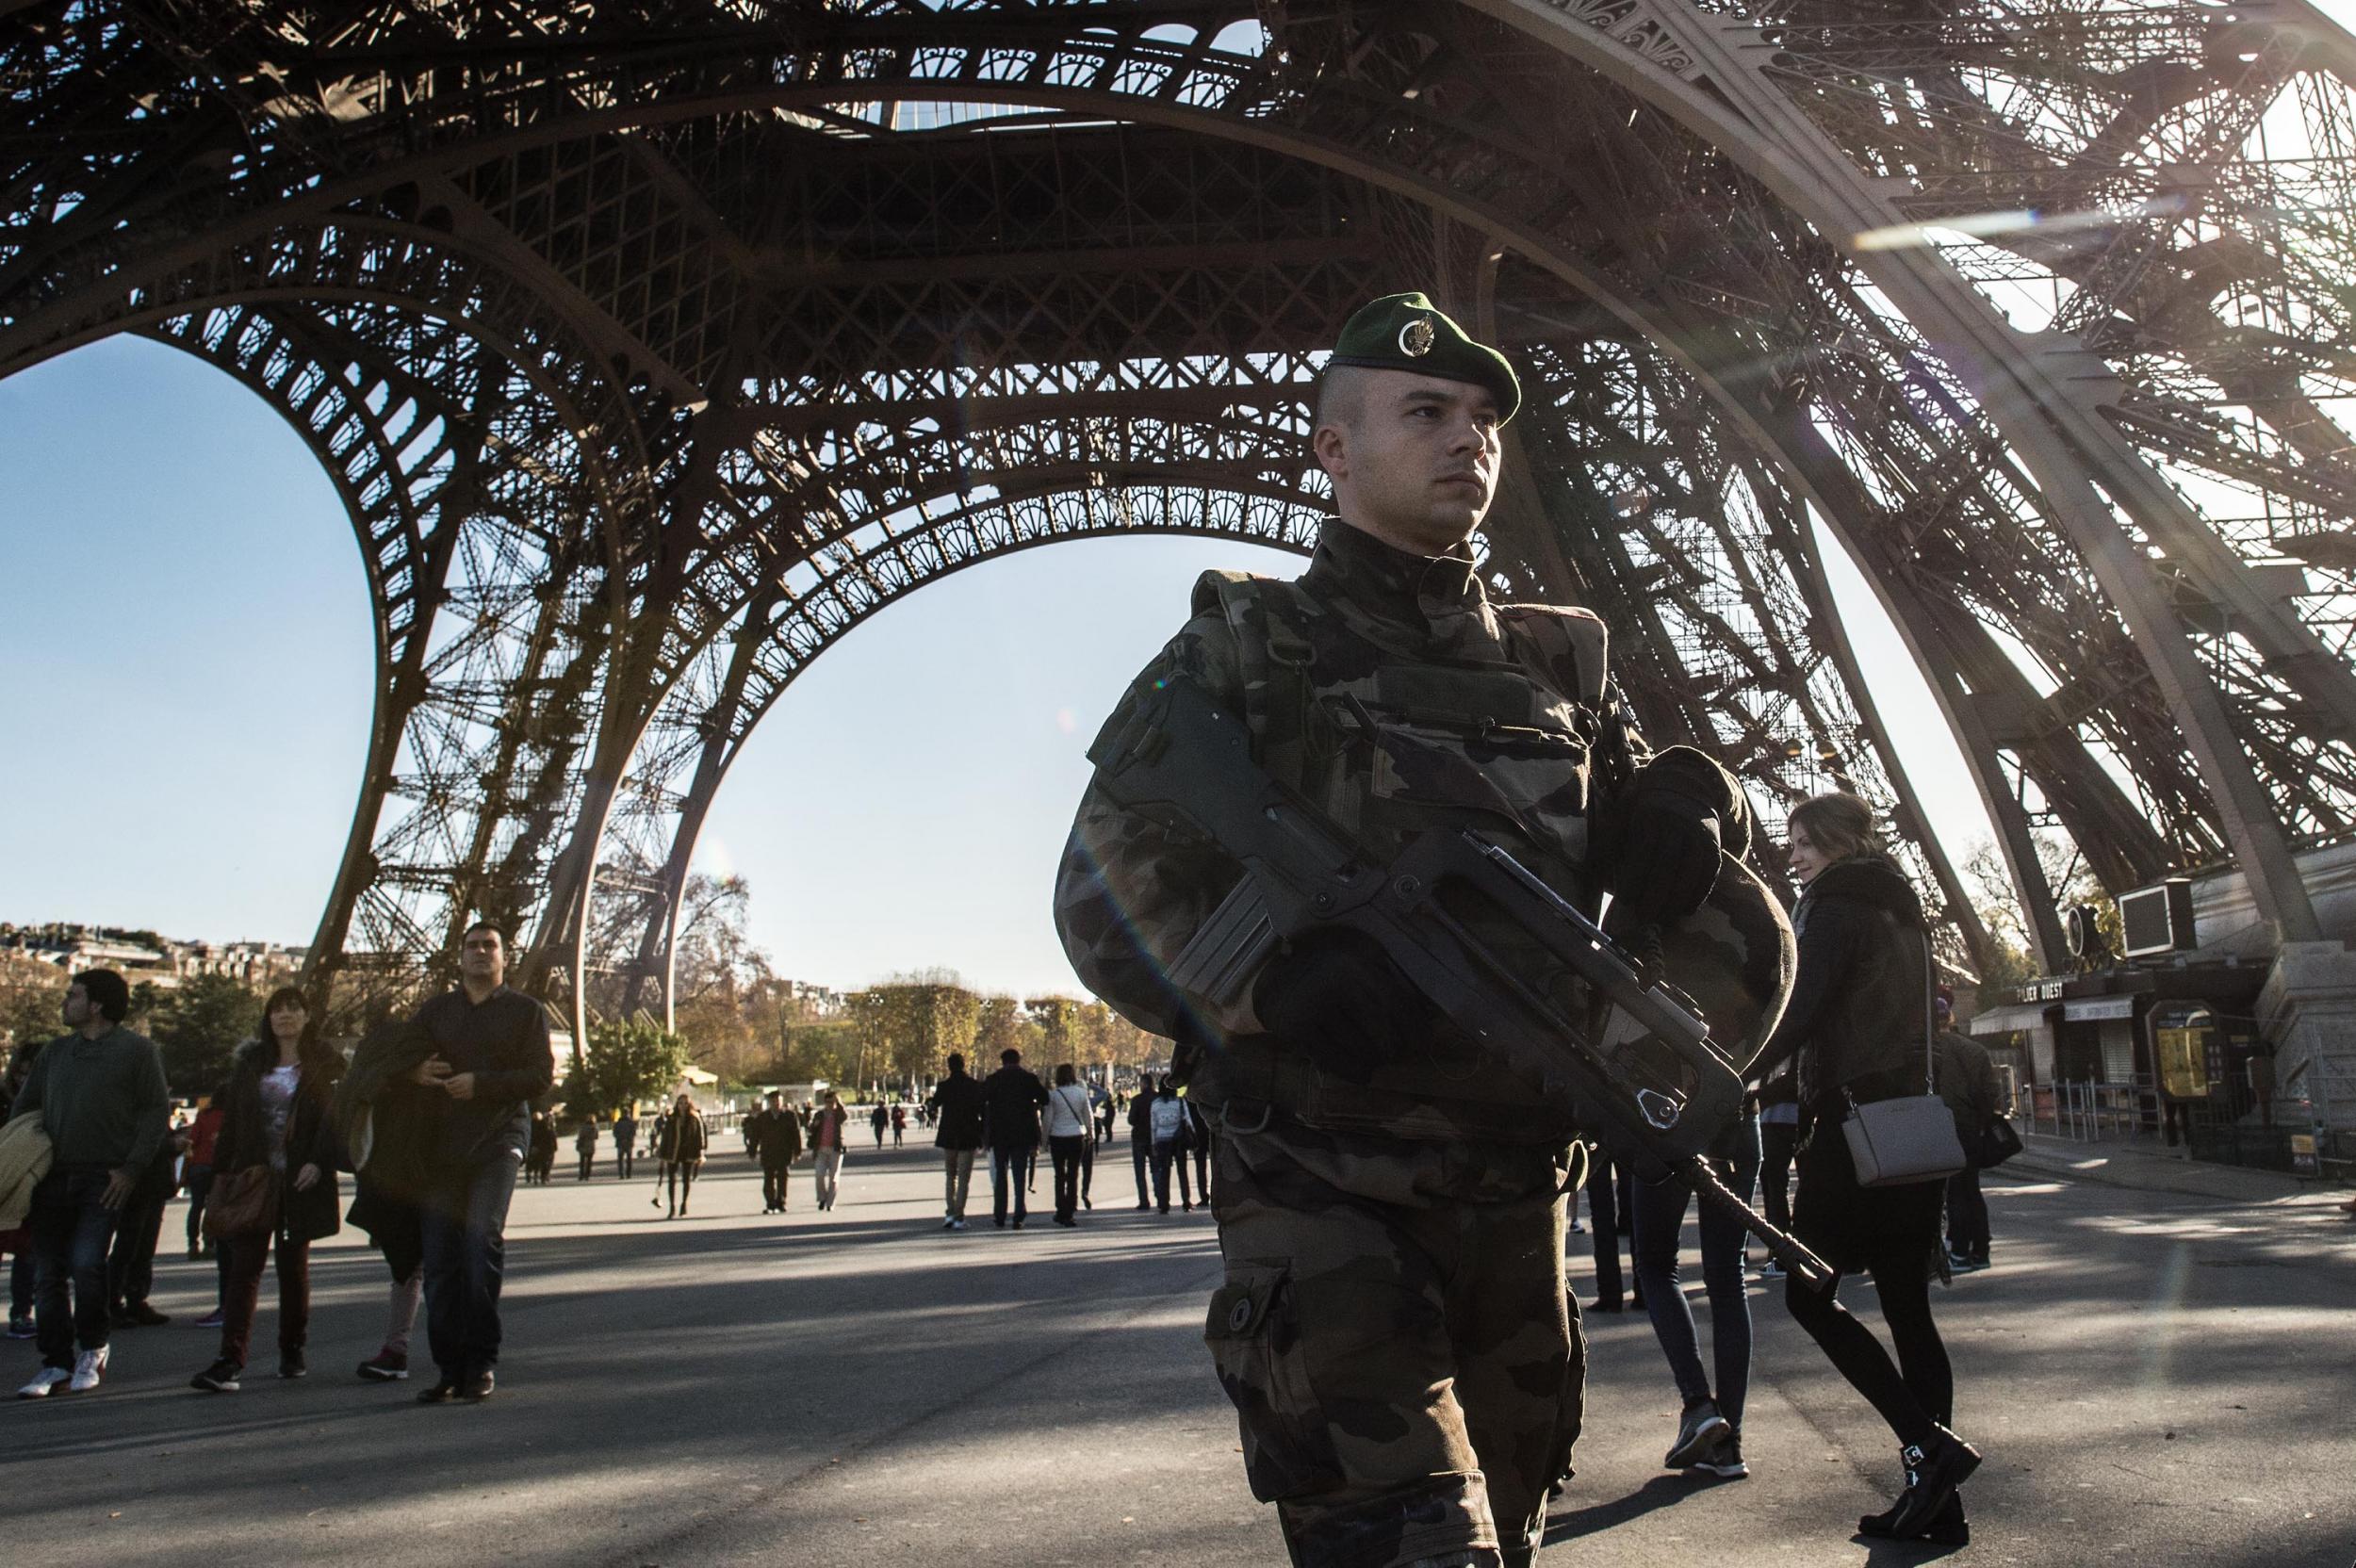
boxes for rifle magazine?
[1170,876,1278,1007]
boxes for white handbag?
[1841,939,1967,1187]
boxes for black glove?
[1612,789,1723,927]
[1251,928,1437,1074]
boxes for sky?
[0,337,2002,997]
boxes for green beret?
[1324,291,1521,424]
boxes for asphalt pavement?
[5,1132,2351,1567]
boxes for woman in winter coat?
[189,987,342,1392]
[656,1092,708,1218]
[1747,792,1979,1544]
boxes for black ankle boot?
[1884,1428,1980,1539]
[1861,1489,1968,1544]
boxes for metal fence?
[2022,1068,2356,1180]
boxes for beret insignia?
[1324,291,1521,423]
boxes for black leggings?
[1785,1244,1951,1448]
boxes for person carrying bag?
[1744,792,1982,1546]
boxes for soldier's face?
[1317,371,1501,554]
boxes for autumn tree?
[0,955,65,1054]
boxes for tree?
[973,994,1041,1068]
[669,874,780,1082]
[1963,833,2117,989]
[566,1017,692,1118]
[0,956,65,1052]
[145,972,260,1097]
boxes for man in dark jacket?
[746,1091,804,1214]
[1936,994,2002,1272]
[926,1054,988,1231]
[1127,1082,1155,1211]
[979,1049,1047,1231]
[405,923,554,1403]
[9,969,169,1397]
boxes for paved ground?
[6,1135,2352,1567]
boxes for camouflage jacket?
[1055,520,1770,1146]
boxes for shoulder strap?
[1192,569,1317,789]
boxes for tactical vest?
[1186,568,1628,1146]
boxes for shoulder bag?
[1973,1113,2025,1169]
[204,1165,280,1240]
[1841,936,1968,1187]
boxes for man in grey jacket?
[9,969,169,1397]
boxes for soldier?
[1054,293,1790,1568]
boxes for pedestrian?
[182,1095,224,1260]
[746,1090,803,1214]
[613,1106,638,1180]
[926,1054,987,1231]
[574,1114,599,1182]
[1127,1079,1155,1211]
[658,1092,707,1217]
[870,1102,888,1149]
[189,987,343,1392]
[104,1119,179,1329]
[980,1049,1047,1231]
[1628,1107,1761,1478]
[1756,1062,1801,1280]
[526,1110,557,1185]
[334,1016,437,1385]
[1147,1078,1190,1214]
[646,1104,670,1197]
[1186,1094,1213,1204]
[405,921,555,1405]
[1583,1148,1643,1313]
[3,1036,48,1341]
[1936,992,2001,1273]
[1043,1065,1094,1228]
[891,1101,907,1149]
[9,969,170,1398]
[1053,294,1785,1565]
[1750,792,1981,1544]
[810,1091,849,1212]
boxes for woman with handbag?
[1042,1065,1094,1228]
[1748,793,1980,1544]
[190,987,342,1392]
[657,1092,707,1218]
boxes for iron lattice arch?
[7,1,2355,1037]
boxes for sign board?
[2119,878,2197,958]
[2151,1003,2214,1099]
[2291,1133,2318,1175]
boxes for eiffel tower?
[8,1,2353,1055]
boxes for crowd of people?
[0,796,2013,1547]
[1,921,549,1404]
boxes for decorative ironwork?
[7,0,2351,1031]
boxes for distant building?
[0,923,300,992]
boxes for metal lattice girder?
[8,0,2356,1016]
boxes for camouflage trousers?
[1204,1131,1584,1568]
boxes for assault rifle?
[1089,677,1834,1291]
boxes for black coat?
[218,1038,343,1244]
[746,1108,803,1167]
[658,1109,708,1164]
[1751,854,1932,1113]
[927,1071,987,1152]
[980,1065,1048,1151]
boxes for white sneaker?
[17,1364,72,1398]
[70,1345,108,1393]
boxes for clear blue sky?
[0,335,1995,997]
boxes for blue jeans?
[419,1153,520,1381]
[30,1168,118,1366]
[1630,1119,1761,1431]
